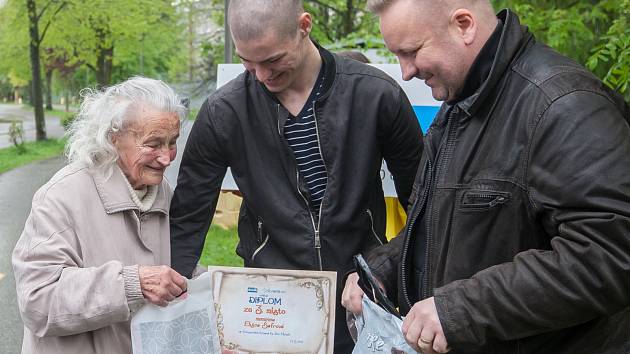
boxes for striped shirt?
[284,64,327,212]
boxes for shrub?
[60,112,76,131]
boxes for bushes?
[60,112,76,131]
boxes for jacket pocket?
[251,219,270,262]
[366,209,385,246]
[459,190,510,211]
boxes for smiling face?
[234,15,311,94]
[113,107,180,189]
[379,0,477,102]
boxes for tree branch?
[307,0,341,15]
[39,1,67,42]
[36,0,55,22]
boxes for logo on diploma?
[208,266,337,354]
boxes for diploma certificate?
[207,266,337,354]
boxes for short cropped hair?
[367,0,395,13]
[65,76,186,173]
[228,0,304,41]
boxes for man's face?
[235,29,306,94]
[380,0,471,102]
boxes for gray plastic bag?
[131,272,221,354]
[352,296,419,354]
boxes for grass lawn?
[199,225,243,267]
[0,139,66,174]
[20,105,76,118]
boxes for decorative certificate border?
[207,266,337,354]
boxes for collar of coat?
[451,9,534,117]
[91,165,170,215]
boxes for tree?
[305,0,381,48]
[25,0,67,140]
[492,0,630,102]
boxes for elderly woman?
[12,77,187,354]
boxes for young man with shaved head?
[342,0,630,353]
[169,0,423,352]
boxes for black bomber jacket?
[170,46,423,281]
[367,9,630,354]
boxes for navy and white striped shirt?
[284,64,327,212]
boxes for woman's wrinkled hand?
[138,265,187,307]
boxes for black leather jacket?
[367,10,630,354]
[170,46,423,353]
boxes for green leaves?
[494,0,630,102]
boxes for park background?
[0,0,628,352]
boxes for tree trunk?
[188,0,194,81]
[14,87,20,104]
[26,0,47,141]
[64,91,69,112]
[343,0,354,37]
[45,68,53,110]
[96,45,113,87]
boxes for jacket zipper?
[365,209,384,246]
[311,101,327,270]
[461,193,508,208]
[252,219,269,262]
[421,107,460,300]
[279,102,326,271]
[400,160,432,309]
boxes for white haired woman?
[12,77,187,354]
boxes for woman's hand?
[138,265,188,306]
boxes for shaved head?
[228,0,305,42]
[368,0,496,21]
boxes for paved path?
[0,156,65,353]
[0,104,66,149]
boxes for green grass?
[188,107,199,120]
[199,225,243,267]
[21,105,76,119]
[0,139,66,174]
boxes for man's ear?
[451,8,477,46]
[298,12,312,37]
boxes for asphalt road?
[0,156,65,354]
[0,103,65,149]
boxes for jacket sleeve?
[170,98,228,278]
[365,229,405,303]
[433,91,630,347]
[12,195,141,337]
[381,86,424,209]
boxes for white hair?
[65,76,186,172]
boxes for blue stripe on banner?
[412,105,440,133]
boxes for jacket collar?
[91,166,170,215]
[454,9,533,117]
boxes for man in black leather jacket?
[342,1,630,353]
[169,0,423,352]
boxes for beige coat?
[12,163,172,354]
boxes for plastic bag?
[131,272,221,354]
[352,296,419,354]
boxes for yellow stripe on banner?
[385,197,407,240]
